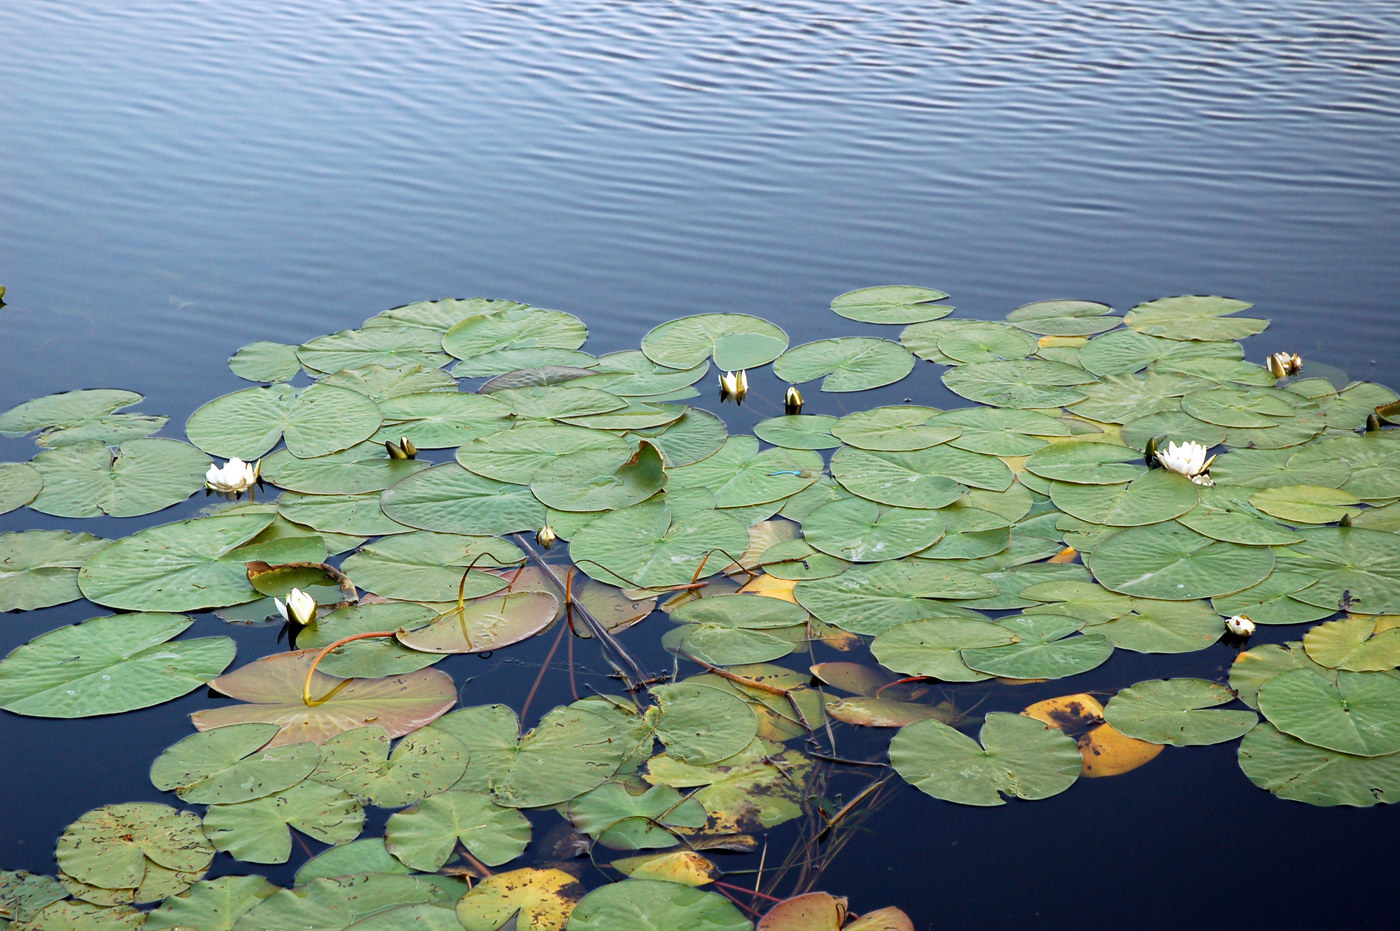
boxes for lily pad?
[1094,598,1226,654]
[1048,469,1198,527]
[642,314,789,370]
[1084,523,1274,600]
[0,529,108,612]
[29,439,207,518]
[259,442,428,494]
[1024,440,1143,485]
[150,722,320,804]
[0,389,144,436]
[570,501,750,589]
[317,363,458,402]
[0,461,43,513]
[276,491,412,537]
[1258,668,1400,757]
[1123,295,1268,342]
[56,803,213,894]
[753,414,842,450]
[1103,679,1256,745]
[1080,329,1241,376]
[1006,300,1118,336]
[374,391,511,448]
[298,327,449,373]
[566,781,708,850]
[667,437,821,508]
[394,590,560,654]
[960,615,1113,680]
[1279,527,1400,614]
[567,880,750,931]
[1249,485,1360,524]
[457,424,631,484]
[186,383,383,460]
[339,532,515,602]
[229,342,302,383]
[936,322,1038,363]
[773,337,914,392]
[1238,722,1400,807]
[0,613,234,717]
[203,780,364,864]
[932,407,1069,457]
[942,359,1094,409]
[889,713,1081,806]
[1303,615,1400,671]
[801,497,946,562]
[144,875,279,930]
[871,617,1015,682]
[455,867,586,931]
[191,650,458,747]
[830,285,952,324]
[796,561,995,635]
[380,463,546,536]
[651,682,758,764]
[311,725,468,807]
[531,440,667,512]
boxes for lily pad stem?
[301,631,395,706]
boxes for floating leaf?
[1084,523,1274,600]
[457,424,631,485]
[567,781,708,850]
[1024,439,1143,485]
[191,650,457,746]
[1093,598,1224,654]
[644,738,809,831]
[1048,469,1198,527]
[1103,679,1256,745]
[612,851,718,886]
[830,285,951,324]
[293,839,409,883]
[339,532,515,602]
[1303,615,1400,671]
[826,696,955,728]
[313,725,468,807]
[942,359,1095,408]
[144,875,279,930]
[229,342,302,383]
[1279,527,1400,614]
[1124,295,1268,341]
[1211,571,1334,625]
[1022,694,1163,777]
[1258,669,1400,757]
[641,314,789,370]
[56,803,213,895]
[384,789,530,870]
[395,590,560,654]
[753,414,841,450]
[28,438,207,518]
[1238,722,1400,807]
[203,780,364,864]
[960,615,1113,680]
[651,683,758,764]
[568,880,751,931]
[0,613,233,717]
[317,362,458,401]
[1249,485,1360,524]
[937,322,1038,363]
[0,529,108,612]
[630,408,728,466]
[802,497,946,562]
[571,501,750,589]
[828,448,966,510]
[0,389,143,436]
[186,383,382,460]
[531,440,667,511]
[455,867,586,931]
[1080,328,1240,376]
[375,391,511,448]
[889,713,1081,806]
[932,407,1069,456]
[773,337,914,392]
[298,327,449,373]
[0,870,67,924]
[668,437,821,507]
[0,461,43,514]
[1006,300,1118,336]
[871,617,1014,682]
[233,874,457,930]
[796,562,994,635]
[150,722,320,804]
[260,442,429,494]
[380,463,546,536]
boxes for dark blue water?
[4,1,1400,926]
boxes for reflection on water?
[3,0,1400,925]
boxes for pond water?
[4,0,1400,927]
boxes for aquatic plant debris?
[1,287,1399,925]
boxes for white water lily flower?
[1266,351,1303,379]
[1224,614,1256,637]
[205,457,258,496]
[274,588,318,627]
[1155,440,1215,482]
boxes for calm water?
[4,0,1400,926]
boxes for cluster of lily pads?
[2,288,1399,929]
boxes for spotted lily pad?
[889,713,1081,806]
[566,781,708,850]
[454,867,586,931]
[313,726,469,807]
[203,780,364,864]
[56,803,213,895]
[150,722,319,804]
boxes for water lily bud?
[1224,614,1255,637]
[784,385,804,416]
[400,437,418,458]
[275,588,318,627]
[205,457,258,497]
[1143,436,1160,469]
[386,440,409,459]
[536,524,558,549]
[1266,352,1303,379]
[719,370,749,404]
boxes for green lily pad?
[1182,387,1298,428]
[298,327,449,373]
[1080,328,1241,376]
[276,491,411,537]
[937,322,1038,363]
[259,442,429,494]
[960,615,1113,680]
[28,439,207,518]
[871,617,1015,682]
[144,875,280,930]
[1258,668,1400,756]
[773,337,914,392]
[457,424,631,484]
[1238,721,1400,807]
[203,780,364,864]
[191,650,458,747]
[643,737,809,831]
[531,440,667,511]
[753,414,841,450]
[830,285,952,324]
[669,594,808,629]
[186,384,383,460]
[443,306,586,361]
[1094,598,1226,653]
[294,839,410,883]
[1103,678,1256,745]
[380,463,546,536]
[1209,446,1347,489]
[1175,485,1305,545]
[1210,571,1335,625]
[0,870,67,924]
[56,803,213,891]
[567,782,708,850]
[1305,435,1400,501]
[0,529,108,612]
[0,389,143,436]
[296,602,444,678]
[394,590,560,654]
[1303,615,1400,671]
[1024,439,1143,485]
[568,351,709,396]
[231,874,457,930]
[0,461,42,514]
[667,437,821,508]
[651,682,758,764]
[942,359,1095,409]
[1229,641,1333,710]
[374,391,511,448]
[1279,527,1400,614]
[1119,410,1228,451]
[568,880,750,931]
[829,406,956,451]
[1048,469,1199,527]
[365,297,530,330]
[828,448,962,511]
[385,789,530,870]
[313,725,469,807]
[641,314,789,370]
[1085,522,1274,600]
[1068,372,1204,424]
[229,342,302,383]
[889,713,1081,806]
[316,363,458,402]
[1249,485,1360,524]
[629,408,728,467]
[663,622,798,666]
[149,722,319,804]
[339,532,515,602]
[0,613,233,717]
[796,561,994,635]
[571,501,750,589]
[801,497,946,562]
[932,407,1069,456]
[34,412,168,448]
[1006,299,1118,336]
